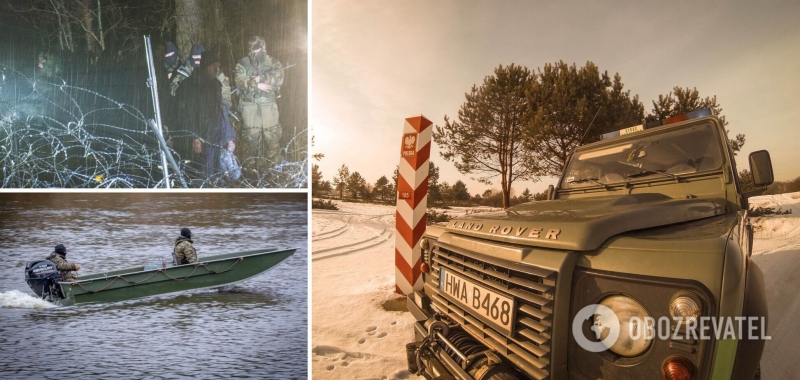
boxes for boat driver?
[173,227,198,265]
[46,244,81,280]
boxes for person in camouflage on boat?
[235,35,284,164]
[45,244,80,280]
[173,227,197,264]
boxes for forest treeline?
[314,61,765,209]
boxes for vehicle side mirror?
[749,150,774,187]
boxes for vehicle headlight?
[420,238,430,251]
[599,295,653,357]
[669,293,702,324]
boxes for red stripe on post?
[406,116,432,133]
[413,213,428,245]
[395,248,423,286]
[395,210,415,247]
[404,141,432,170]
[412,179,428,209]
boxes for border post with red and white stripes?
[395,115,432,295]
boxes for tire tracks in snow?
[312,211,395,261]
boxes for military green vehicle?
[406,109,772,380]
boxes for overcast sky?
[312,1,800,195]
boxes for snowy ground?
[311,193,800,379]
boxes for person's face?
[249,47,265,61]
[206,62,220,77]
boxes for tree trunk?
[175,0,225,60]
[81,0,95,55]
[175,0,204,59]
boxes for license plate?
[439,268,515,335]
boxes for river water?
[0,192,308,379]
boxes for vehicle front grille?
[426,241,557,380]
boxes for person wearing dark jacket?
[175,50,226,179]
[173,227,197,264]
[45,244,81,280]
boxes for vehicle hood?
[444,193,728,251]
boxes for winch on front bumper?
[407,316,522,380]
[407,237,574,380]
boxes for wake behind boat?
[24,247,296,306]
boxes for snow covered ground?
[311,192,800,379]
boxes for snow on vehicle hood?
[444,193,728,251]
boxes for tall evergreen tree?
[428,161,442,206]
[390,166,399,199]
[374,175,390,202]
[333,164,349,199]
[311,164,323,195]
[347,171,366,199]
[434,64,540,208]
[524,61,644,176]
[647,86,745,154]
[452,180,470,205]
[521,188,532,202]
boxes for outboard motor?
[25,260,64,301]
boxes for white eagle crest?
[404,134,416,149]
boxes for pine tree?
[525,61,644,176]
[428,161,442,206]
[434,64,540,208]
[347,171,366,199]
[311,164,323,195]
[333,164,349,199]
[647,87,745,154]
[374,176,390,202]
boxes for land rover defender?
[406,109,772,380]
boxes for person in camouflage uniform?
[45,244,81,280]
[36,52,61,78]
[235,36,284,165]
[173,227,197,265]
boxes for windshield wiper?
[626,170,677,180]
[568,177,612,190]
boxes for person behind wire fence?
[176,50,227,179]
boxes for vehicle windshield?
[561,121,725,189]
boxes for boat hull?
[57,248,296,306]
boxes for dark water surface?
[0,193,308,379]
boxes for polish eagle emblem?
[404,134,416,149]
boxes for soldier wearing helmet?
[234,35,284,166]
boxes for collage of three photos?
[3,1,800,379]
